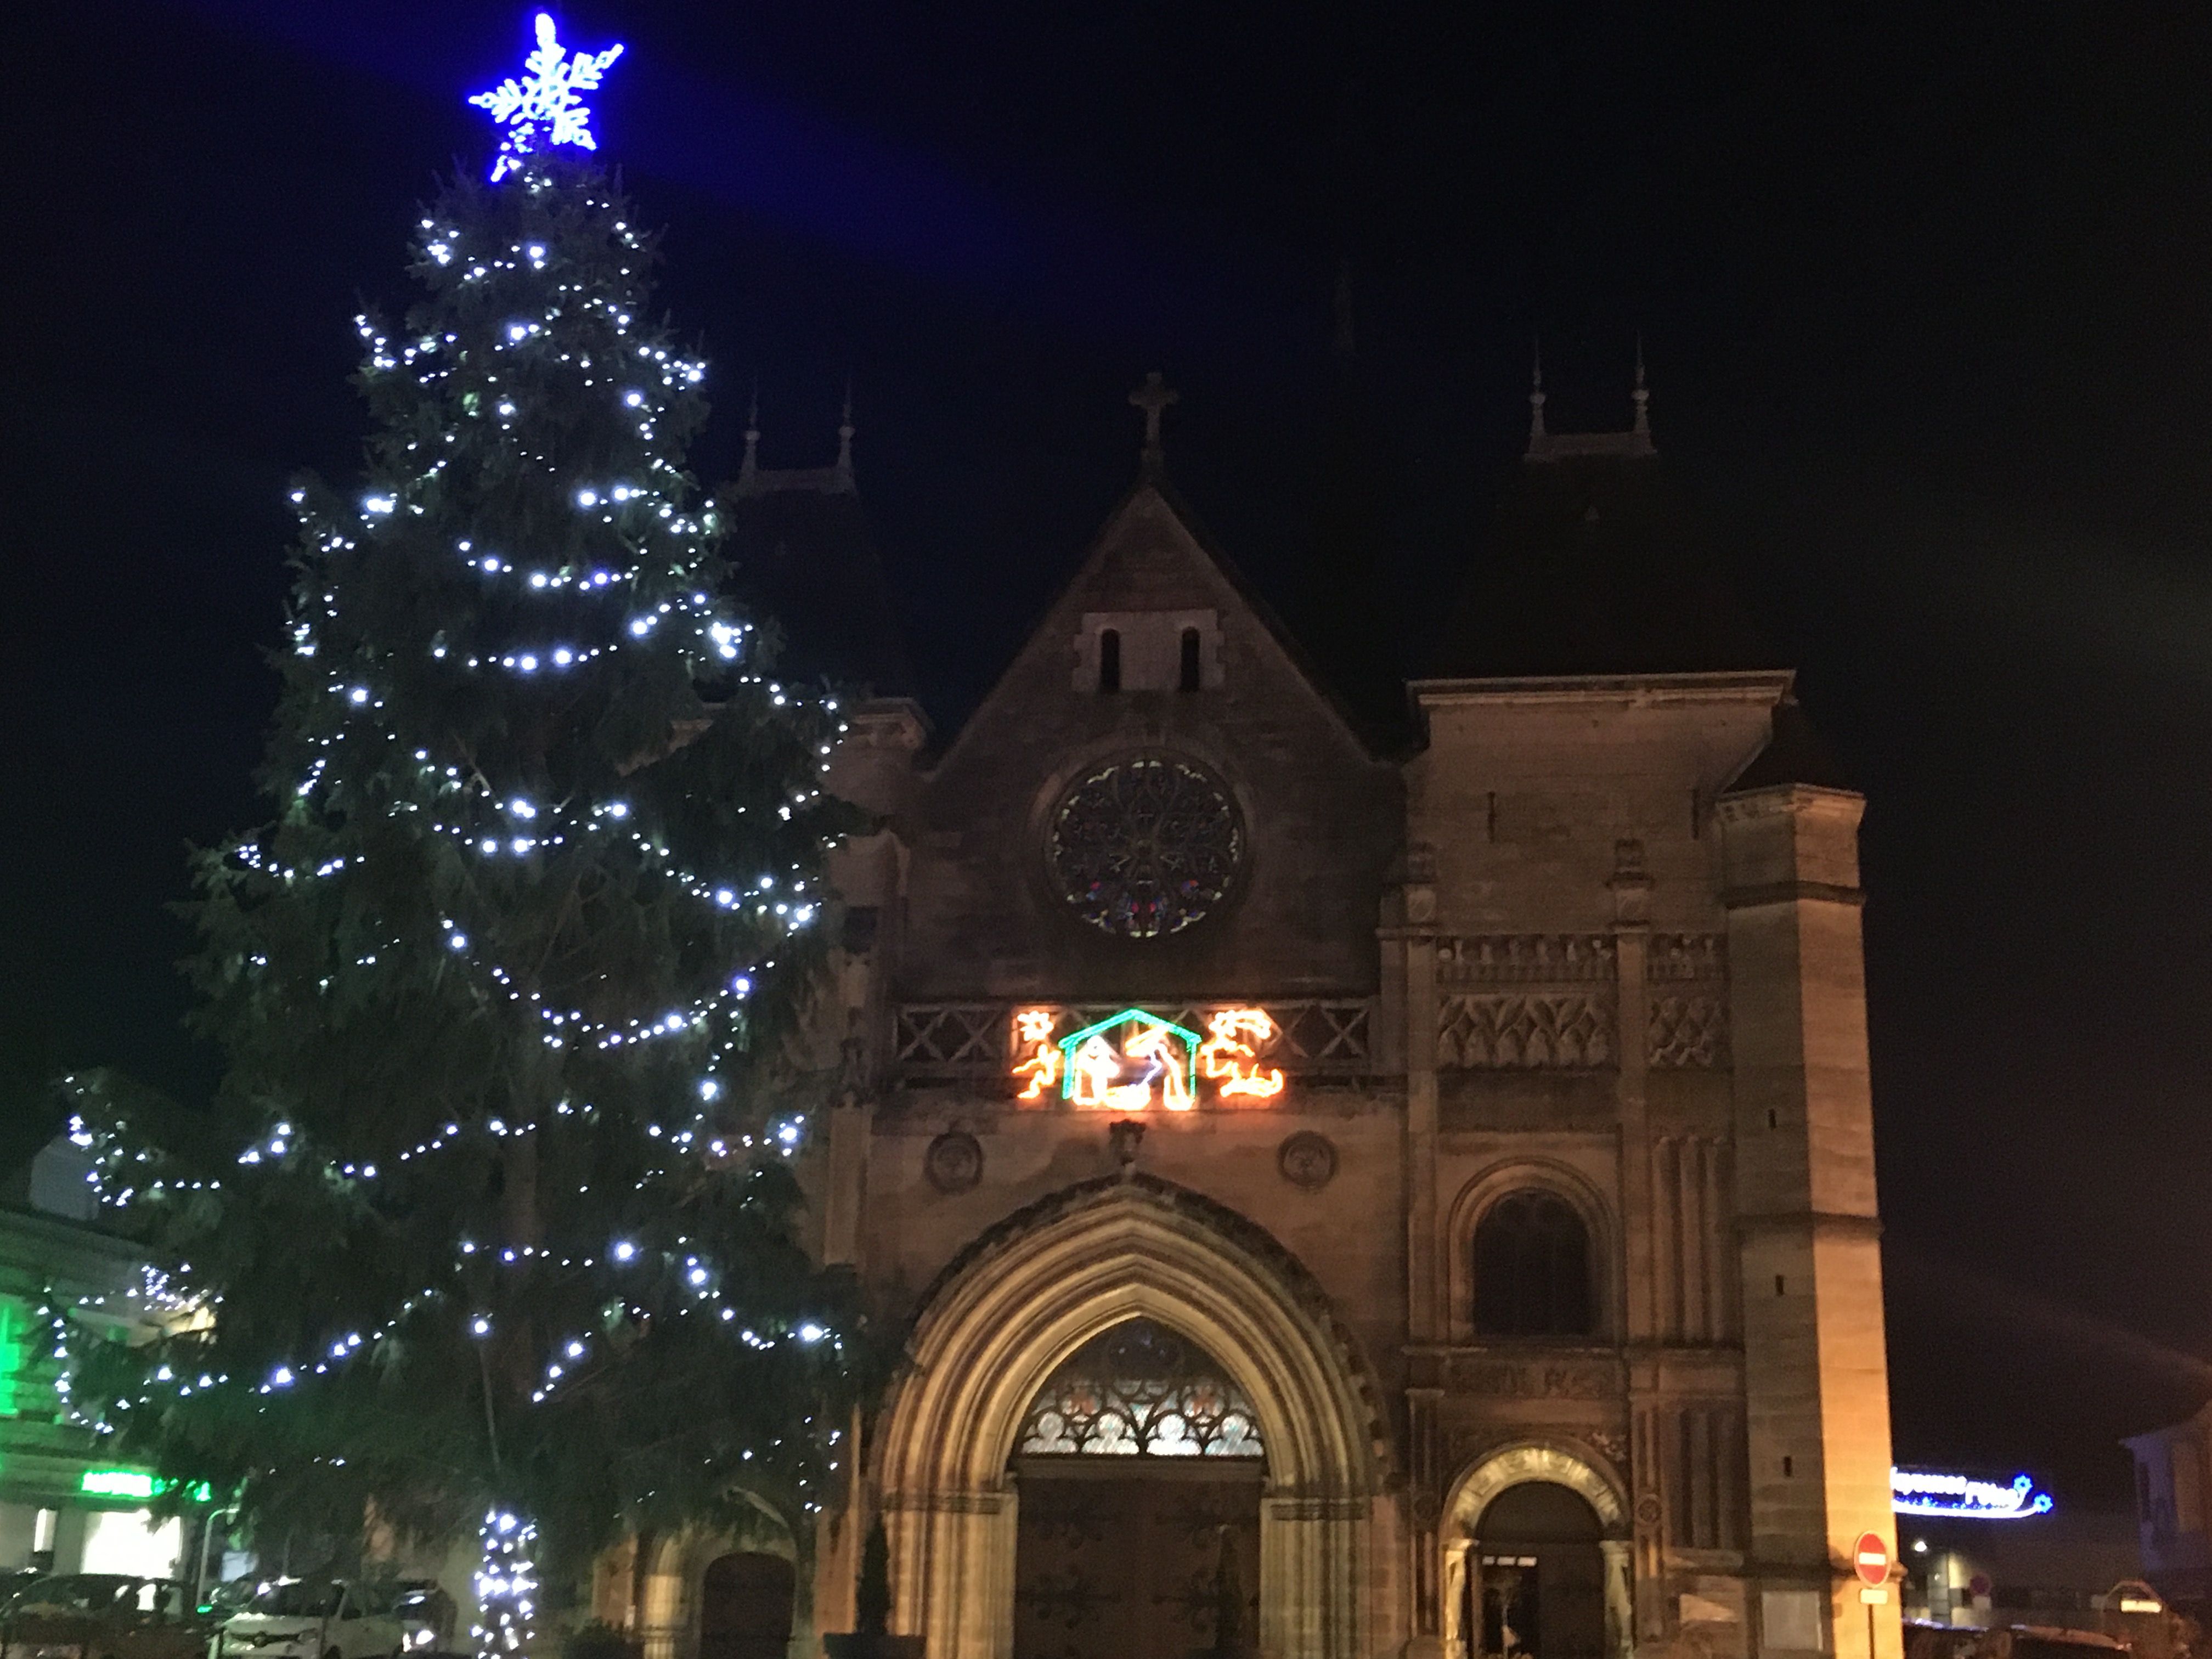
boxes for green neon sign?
[79,1469,215,1503]
[81,1469,157,1499]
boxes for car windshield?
[246,1583,343,1619]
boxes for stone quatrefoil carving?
[1646,997,1729,1068]
[1433,934,1729,1069]
[1438,995,1615,1069]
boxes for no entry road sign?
[1855,1533,1890,1587]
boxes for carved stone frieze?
[1436,935,1617,985]
[1646,934,1728,983]
[1447,1355,1622,1399]
[881,1489,1010,1514]
[1438,994,1614,1069]
[1585,1429,1629,1470]
[1266,1496,1372,1520]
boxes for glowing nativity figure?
[1124,1021,1195,1110]
[1199,1008,1286,1099]
[1058,1009,1203,1110]
[469,13,627,182]
[1068,1034,1128,1109]
[1012,1008,1062,1101]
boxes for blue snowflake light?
[469,13,625,182]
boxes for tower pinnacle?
[739,382,760,490]
[836,379,855,487]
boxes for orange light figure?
[1012,1008,1060,1101]
[1200,1008,1285,1100]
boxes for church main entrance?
[1008,1319,1265,1659]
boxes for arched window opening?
[1014,1317,1265,1458]
[1098,628,1122,692]
[1179,627,1203,691]
[1473,1189,1594,1337]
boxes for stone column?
[1610,838,1655,1343]
[1610,840,1669,1647]
[895,1493,1017,1659]
[1718,782,1898,1659]
[1261,1498,1374,1659]
[1387,845,1444,1658]
[1401,842,1442,1345]
[1601,1539,1637,1659]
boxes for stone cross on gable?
[1130,371,1178,472]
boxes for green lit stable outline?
[1057,1008,1202,1102]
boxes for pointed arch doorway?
[871,1177,1385,1659]
[1010,1317,1263,1659]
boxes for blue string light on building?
[1893,1468,2056,1520]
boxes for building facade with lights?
[2126,1401,2212,1615]
[620,384,1904,1659]
[0,1148,199,1585]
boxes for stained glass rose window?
[1047,757,1243,938]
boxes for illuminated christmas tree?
[69,18,863,1650]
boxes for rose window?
[1047,757,1243,938]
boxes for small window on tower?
[1098,628,1121,693]
[1178,628,1202,692]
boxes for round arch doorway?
[1465,1483,1605,1659]
[1009,1317,1265,1659]
[697,1551,794,1659]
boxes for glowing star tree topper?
[469,13,625,181]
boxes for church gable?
[897,481,1400,1002]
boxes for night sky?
[9,0,2212,1513]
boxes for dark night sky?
[7,0,2212,1512]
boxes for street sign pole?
[1854,1531,1891,1659]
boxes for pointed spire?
[1527,340,1548,450]
[1130,371,1179,479]
[738,382,760,489]
[834,376,855,489]
[1632,335,1650,438]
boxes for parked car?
[212,1582,403,1659]
[0,1573,208,1659]
[0,1574,48,1616]
[386,1584,453,1655]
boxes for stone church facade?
[624,383,1902,1659]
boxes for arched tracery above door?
[1014,1316,1266,1459]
